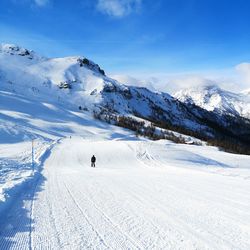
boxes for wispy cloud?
[235,63,250,90]
[11,0,51,7]
[112,74,213,93]
[33,0,50,7]
[111,74,158,91]
[111,68,244,94]
[96,0,142,18]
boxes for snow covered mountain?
[1,44,250,249]
[0,44,107,108]
[174,84,250,119]
[1,44,250,154]
[0,44,210,136]
[1,93,250,249]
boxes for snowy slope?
[0,89,136,212]
[0,44,107,109]
[174,84,250,119]
[1,44,250,250]
[0,44,211,134]
[1,43,204,210]
[0,137,249,249]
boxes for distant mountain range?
[1,44,250,154]
[174,84,250,119]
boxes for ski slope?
[0,137,250,249]
[0,83,250,249]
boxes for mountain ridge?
[174,84,250,119]
[1,43,250,154]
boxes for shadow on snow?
[0,143,52,249]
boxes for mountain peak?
[174,84,250,118]
[1,43,31,54]
[0,43,40,60]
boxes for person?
[91,155,96,167]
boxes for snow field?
[0,54,250,250]
[0,138,249,249]
[0,140,52,204]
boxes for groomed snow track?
[0,138,250,250]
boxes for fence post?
[32,139,34,171]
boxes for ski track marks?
[0,138,250,249]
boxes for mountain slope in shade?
[174,85,250,119]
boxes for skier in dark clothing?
[91,155,96,167]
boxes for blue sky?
[1,0,250,91]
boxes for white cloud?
[235,63,250,91]
[111,74,159,92]
[165,75,218,93]
[10,0,50,7]
[112,67,246,95]
[112,73,217,93]
[34,0,50,7]
[96,0,142,17]
[111,70,244,94]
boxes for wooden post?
[32,139,34,171]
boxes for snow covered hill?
[174,84,250,119]
[1,44,250,249]
[0,44,106,109]
[0,44,214,136]
[0,88,136,212]
[2,43,250,149]
[0,90,250,249]
[1,136,250,249]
